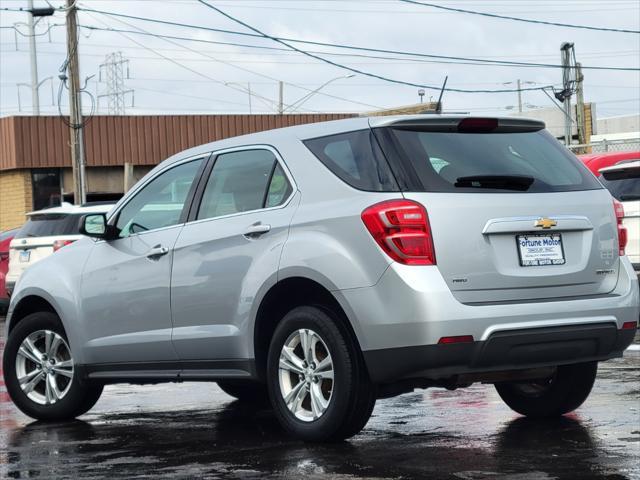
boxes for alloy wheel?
[15,330,74,405]
[278,328,334,422]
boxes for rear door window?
[375,128,602,193]
[197,149,293,221]
[304,129,399,192]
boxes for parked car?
[0,228,19,314]
[599,161,640,273]
[4,203,114,295]
[578,151,640,176]
[3,116,638,442]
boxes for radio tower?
[98,52,133,114]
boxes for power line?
[82,12,291,113]
[196,0,559,94]
[82,11,383,110]
[75,8,640,73]
[398,0,640,34]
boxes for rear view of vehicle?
[5,204,113,294]
[301,116,638,435]
[599,160,640,272]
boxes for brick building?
[0,113,351,231]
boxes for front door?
[80,157,205,365]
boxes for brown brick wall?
[0,170,32,231]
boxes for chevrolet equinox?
[3,116,639,442]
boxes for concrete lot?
[1,318,639,480]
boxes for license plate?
[19,250,31,263]
[516,233,565,267]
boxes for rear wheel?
[3,312,103,420]
[495,362,597,418]
[217,380,269,404]
[266,306,376,442]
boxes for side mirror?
[80,213,116,240]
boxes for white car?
[5,203,114,294]
[599,160,640,272]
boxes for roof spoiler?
[377,117,545,133]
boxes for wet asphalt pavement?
[1,320,639,480]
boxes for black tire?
[495,362,597,418]
[266,305,376,442]
[217,380,269,404]
[3,312,103,420]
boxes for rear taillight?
[53,239,75,252]
[613,199,627,256]
[361,199,436,265]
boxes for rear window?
[15,214,82,238]
[599,175,640,201]
[304,129,399,191]
[375,128,602,193]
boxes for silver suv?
[3,116,638,442]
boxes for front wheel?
[495,362,597,418]
[267,306,376,442]
[3,312,103,420]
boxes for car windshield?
[15,214,83,238]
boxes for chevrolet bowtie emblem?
[535,218,557,229]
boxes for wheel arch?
[7,294,60,334]
[252,276,363,382]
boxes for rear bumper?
[336,257,639,383]
[363,323,636,383]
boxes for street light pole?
[27,0,40,115]
[285,74,356,113]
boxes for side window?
[197,149,288,221]
[115,159,203,237]
[304,129,398,192]
[266,163,293,208]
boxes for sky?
[0,0,639,120]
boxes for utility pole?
[65,0,86,204]
[516,79,522,113]
[575,62,587,146]
[27,0,40,114]
[557,42,577,146]
[278,81,284,114]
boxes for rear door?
[170,147,298,364]
[374,120,618,303]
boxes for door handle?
[243,223,271,238]
[146,245,169,260]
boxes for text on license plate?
[516,233,565,267]
[19,250,31,263]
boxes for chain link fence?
[568,138,640,155]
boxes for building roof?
[0,114,353,171]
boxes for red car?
[0,228,18,313]
[578,151,640,176]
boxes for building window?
[31,169,62,211]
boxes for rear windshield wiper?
[454,175,535,191]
